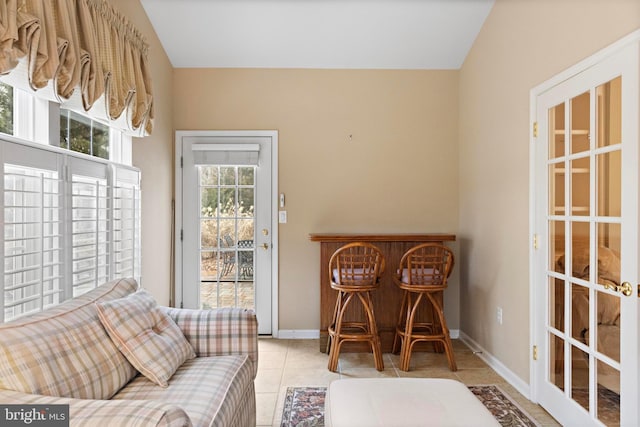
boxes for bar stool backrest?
[329,242,385,287]
[398,244,454,287]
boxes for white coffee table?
[325,378,500,427]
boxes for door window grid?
[545,78,622,424]
[1,141,141,323]
[198,165,255,310]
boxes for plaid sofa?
[0,278,258,427]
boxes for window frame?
[0,81,133,165]
[0,81,140,323]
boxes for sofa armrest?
[0,389,191,427]
[161,307,258,377]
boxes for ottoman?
[325,378,500,427]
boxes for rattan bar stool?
[392,243,457,371]
[326,242,385,372]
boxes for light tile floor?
[256,338,561,427]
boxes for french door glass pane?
[549,277,564,332]
[549,102,565,158]
[549,333,564,390]
[596,77,621,148]
[597,151,621,217]
[571,345,590,412]
[570,92,590,154]
[570,157,590,216]
[549,162,565,215]
[596,360,620,426]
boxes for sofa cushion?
[0,278,139,399]
[96,289,196,387]
[113,355,255,427]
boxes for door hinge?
[180,229,183,241]
[533,234,539,250]
[533,122,538,137]
[180,156,183,168]
[533,345,538,361]
[180,301,184,309]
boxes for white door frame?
[529,30,640,423]
[174,130,279,337]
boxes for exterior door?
[532,39,639,426]
[176,131,276,335]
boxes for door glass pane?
[571,157,590,216]
[597,151,621,217]
[549,163,565,215]
[200,219,218,248]
[571,92,590,154]
[549,277,564,332]
[572,283,589,342]
[571,222,590,279]
[571,345,590,412]
[596,77,621,148]
[200,166,218,185]
[549,333,565,390]
[550,220,565,273]
[220,167,235,185]
[594,291,620,362]
[238,167,254,185]
[549,102,565,158]
[597,224,621,287]
[198,165,256,311]
[596,360,620,426]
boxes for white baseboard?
[450,329,460,339]
[458,331,531,399]
[278,329,320,339]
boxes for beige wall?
[109,0,175,304]
[458,0,640,382]
[118,0,639,388]
[172,69,460,329]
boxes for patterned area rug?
[280,384,540,427]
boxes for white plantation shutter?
[113,166,141,279]
[1,143,64,322]
[1,139,141,322]
[69,157,110,296]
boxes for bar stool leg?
[359,291,384,371]
[328,291,349,372]
[427,292,457,371]
[400,292,422,371]
[326,290,342,354]
[393,290,409,355]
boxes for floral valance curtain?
[0,0,153,135]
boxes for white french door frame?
[174,130,279,337]
[529,30,640,425]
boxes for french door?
[532,38,639,426]
[176,131,277,335]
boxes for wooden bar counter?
[309,233,456,353]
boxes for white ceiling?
[140,0,494,70]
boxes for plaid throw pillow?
[95,290,196,387]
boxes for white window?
[0,82,141,323]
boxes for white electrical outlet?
[279,211,287,223]
[497,307,503,325]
